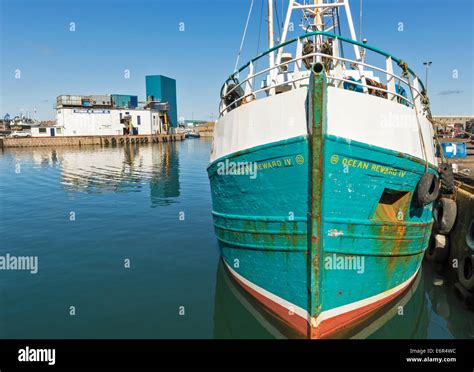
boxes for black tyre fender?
[220,78,244,111]
[416,173,440,206]
[433,198,457,234]
[458,250,474,291]
[438,163,455,194]
[426,234,450,263]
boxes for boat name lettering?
[337,156,406,178]
[257,155,304,171]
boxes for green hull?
[208,67,435,338]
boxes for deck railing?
[219,31,426,117]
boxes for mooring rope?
[400,60,471,179]
[398,59,430,172]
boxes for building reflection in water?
[148,143,180,207]
[56,143,181,206]
[4,143,181,207]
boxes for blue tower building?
[145,75,178,127]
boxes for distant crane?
[423,61,432,93]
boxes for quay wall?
[449,181,474,263]
[0,134,185,148]
[196,122,214,138]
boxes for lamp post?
[423,61,432,92]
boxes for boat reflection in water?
[213,258,468,339]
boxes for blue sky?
[1,0,472,120]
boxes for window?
[137,115,141,125]
[39,128,47,133]
[56,128,62,134]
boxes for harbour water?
[0,140,472,339]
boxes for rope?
[399,60,470,174]
[234,0,255,72]
[398,59,430,172]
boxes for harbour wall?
[195,122,214,138]
[450,180,474,260]
[0,134,185,149]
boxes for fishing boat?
[207,0,438,339]
[185,129,201,139]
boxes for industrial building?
[35,75,178,137]
[146,75,178,127]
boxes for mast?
[274,0,367,90]
[314,0,323,63]
[314,0,323,30]
[267,0,275,94]
[267,0,275,69]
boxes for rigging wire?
[359,0,363,41]
[399,61,430,171]
[234,0,255,72]
[282,0,284,31]
[274,0,282,43]
[336,5,344,59]
[331,3,336,35]
[255,0,265,71]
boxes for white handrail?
[219,72,413,117]
[225,50,417,99]
[220,36,423,117]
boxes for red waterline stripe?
[313,270,419,339]
[223,264,308,336]
[225,262,420,339]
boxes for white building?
[28,92,172,137]
[31,124,63,137]
[54,107,164,136]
